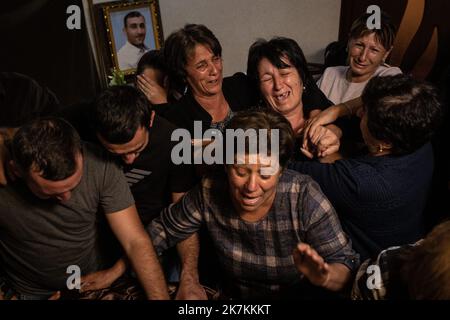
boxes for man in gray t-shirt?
[0,118,169,299]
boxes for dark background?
[0,0,99,106]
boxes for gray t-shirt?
[0,143,134,296]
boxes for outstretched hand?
[293,243,330,288]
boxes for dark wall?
[0,0,100,106]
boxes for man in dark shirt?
[63,86,204,299]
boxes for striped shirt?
[149,169,359,298]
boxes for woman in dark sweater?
[289,74,443,261]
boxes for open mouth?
[207,79,219,85]
[353,61,368,68]
[274,91,290,103]
[241,195,261,206]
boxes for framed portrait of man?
[90,0,164,86]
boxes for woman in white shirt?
[307,12,402,155]
[317,12,401,107]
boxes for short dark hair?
[93,85,151,144]
[136,49,166,76]
[349,11,397,50]
[362,74,442,155]
[163,24,222,90]
[11,117,82,180]
[224,109,295,168]
[247,37,314,101]
[123,11,144,28]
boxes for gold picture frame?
[90,0,164,87]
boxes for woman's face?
[227,154,281,220]
[258,56,303,117]
[348,32,391,82]
[185,44,223,97]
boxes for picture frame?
[89,0,164,87]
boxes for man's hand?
[175,274,207,300]
[80,268,121,292]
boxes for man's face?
[124,16,146,46]
[24,152,83,202]
[97,126,149,165]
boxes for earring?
[303,86,306,92]
[378,145,383,153]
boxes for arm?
[80,257,128,292]
[295,179,359,291]
[301,110,342,160]
[300,122,342,161]
[106,205,169,300]
[304,96,363,140]
[175,233,207,300]
[170,191,207,299]
[148,185,205,298]
[293,243,351,291]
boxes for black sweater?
[289,143,434,261]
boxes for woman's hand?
[137,74,168,105]
[301,125,340,159]
[303,105,342,147]
[293,243,330,288]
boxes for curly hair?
[362,74,442,155]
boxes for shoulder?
[321,66,348,79]
[82,141,120,174]
[153,114,179,135]
[278,169,324,198]
[223,72,256,110]
[117,42,129,54]
[376,65,402,76]
[82,141,111,164]
[223,72,248,85]
[352,243,414,299]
